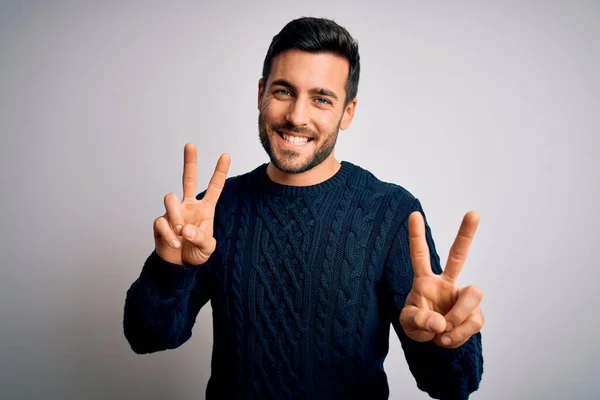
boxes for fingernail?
[441,336,452,346]
[445,323,454,332]
[170,239,180,248]
[176,225,182,235]
[426,319,435,331]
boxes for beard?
[258,111,341,174]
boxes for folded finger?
[444,285,483,330]
[164,192,184,235]
[153,216,180,248]
[181,224,216,254]
[440,309,484,348]
[401,305,446,336]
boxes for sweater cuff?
[141,250,200,292]
[427,331,482,370]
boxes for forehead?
[268,49,349,93]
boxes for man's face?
[258,49,356,174]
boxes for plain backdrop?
[1,1,599,399]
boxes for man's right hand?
[153,142,231,266]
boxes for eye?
[274,89,292,96]
[315,97,332,105]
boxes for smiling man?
[258,49,354,181]
[124,17,484,399]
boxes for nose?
[285,97,309,127]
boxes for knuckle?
[154,218,170,237]
[445,312,460,325]
[209,181,224,192]
[447,312,463,327]
[183,201,196,212]
[474,318,484,331]
[165,199,183,216]
[448,253,465,264]
[207,237,217,253]
[475,309,485,329]
[440,279,454,291]
[467,285,484,301]
[411,249,427,260]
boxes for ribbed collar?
[252,161,355,197]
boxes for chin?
[271,155,314,174]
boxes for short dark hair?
[261,17,360,106]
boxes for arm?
[123,144,230,354]
[382,199,483,399]
[123,250,213,354]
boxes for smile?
[276,131,313,146]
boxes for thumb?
[181,224,217,265]
[400,305,447,341]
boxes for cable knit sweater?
[123,161,483,399]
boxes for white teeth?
[282,133,309,145]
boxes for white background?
[1,1,598,398]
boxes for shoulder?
[344,161,419,215]
[224,163,265,191]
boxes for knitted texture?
[123,161,484,400]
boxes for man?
[123,17,484,399]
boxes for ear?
[340,97,357,130]
[257,78,264,111]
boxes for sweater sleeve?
[381,198,484,400]
[123,249,214,354]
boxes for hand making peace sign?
[400,211,484,349]
[153,143,231,266]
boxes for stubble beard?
[258,111,341,174]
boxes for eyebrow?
[270,78,339,101]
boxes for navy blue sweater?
[123,161,483,399]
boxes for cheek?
[261,97,286,117]
[313,113,341,135]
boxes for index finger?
[408,211,433,277]
[182,143,197,201]
[202,153,231,206]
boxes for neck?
[266,155,341,187]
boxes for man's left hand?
[399,210,484,349]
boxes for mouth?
[276,130,314,146]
